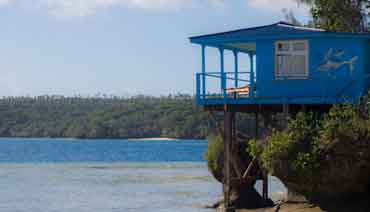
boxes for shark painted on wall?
[318,48,359,75]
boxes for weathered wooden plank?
[242,157,256,180]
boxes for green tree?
[298,0,370,32]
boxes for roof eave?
[190,32,370,46]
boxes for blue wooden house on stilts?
[189,22,370,211]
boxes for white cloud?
[124,0,189,9]
[41,0,124,17]
[0,0,226,18]
[39,0,219,17]
[248,0,308,13]
[0,0,13,6]
[0,0,222,17]
[0,0,311,17]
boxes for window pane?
[291,55,306,76]
[276,40,308,78]
[293,42,306,51]
[277,55,291,75]
[276,55,306,77]
[277,43,289,51]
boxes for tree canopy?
[297,0,370,32]
[0,95,216,139]
[0,95,255,140]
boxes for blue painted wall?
[256,37,369,104]
[363,40,370,93]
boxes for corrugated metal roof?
[189,22,370,44]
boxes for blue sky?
[0,0,310,97]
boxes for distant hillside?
[0,95,220,139]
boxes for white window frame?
[275,40,309,79]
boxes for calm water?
[0,138,286,212]
[0,138,207,163]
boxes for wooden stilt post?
[261,112,269,201]
[208,111,246,180]
[302,104,307,113]
[283,104,290,129]
[224,107,235,212]
[262,167,269,201]
[231,113,243,180]
[255,112,259,139]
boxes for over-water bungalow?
[189,22,370,211]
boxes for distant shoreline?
[0,95,214,140]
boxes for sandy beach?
[128,137,179,141]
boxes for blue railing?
[195,72,365,105]
[196,71,255,101]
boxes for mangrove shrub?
[256,104,370,202]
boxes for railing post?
[220,48,227,100]
[201,45,206,99]
[249,53,255,98]
[233,50,239,89]
[196,73,201,102]
[223,72,227,100]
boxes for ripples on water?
[0,138,286,212]
[0,162,219,212]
